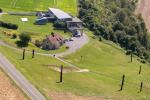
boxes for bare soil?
[0,69,26,100]
[135,0,150,32]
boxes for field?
[0,0,77,15]
[1,31,150,99]
[0,68,27,99]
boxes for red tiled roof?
[47,33,63,43]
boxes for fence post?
[120,74,125,91]
[139,65,142,74]
[131,53,133,62]
[32,49,35,58]
[140,82,143,92]
[22,49,25,60]
[60,65,63,83]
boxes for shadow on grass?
[15,41,28,48]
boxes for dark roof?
[49,8,72,20]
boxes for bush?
[12,34,17,39]
[35,40,42,47]
[0,21,18,30]
[53,21,66,28]
[126,50,132,55]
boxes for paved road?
[0,53,46,100]
[55,33,89,57]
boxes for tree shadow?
[15,41,28,47]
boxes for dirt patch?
[135,0,150,32]
[0,69,26,100]
[44,64,78,73]
[48,91,104,100]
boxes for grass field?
[1,31,150,99]
[0,0,77,15]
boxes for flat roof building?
[48,8,72,20]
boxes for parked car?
[69,38,74,41]
[74,30,81,37]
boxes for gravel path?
[55,33,89,57]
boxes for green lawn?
[0,14,71,39]
[1,31,150,99]
[0,14,71,54]
[0,0,77,15]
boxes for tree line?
[0,21,18,30]
[79,0,150,62]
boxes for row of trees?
[79,0,150,61]
[0,21,18,30]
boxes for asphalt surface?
[55,33,89,57]
[0,53,46,100]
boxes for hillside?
[79,0,150,62]
[1,31,150,99]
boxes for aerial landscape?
[1,0,150,100]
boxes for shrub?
[35,40,42,47]
[53,21,66,28]
[12,34,17,39]
[126,50,132,55]
[0,21,18,30]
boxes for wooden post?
[60,65,63,82]
[139,65,142,74]
[140,82,143,92]
[131,53,133,62]
[120,74,125,91]
[80,56,83,62]
[22,49,25,60]
[32,49,35,58]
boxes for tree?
[113,21,124,31]
[18,33,31,47]
[116,10,127,23]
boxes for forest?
[79,0,150,62]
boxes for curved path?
[55,33,89,57]
[135,0,150,32]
